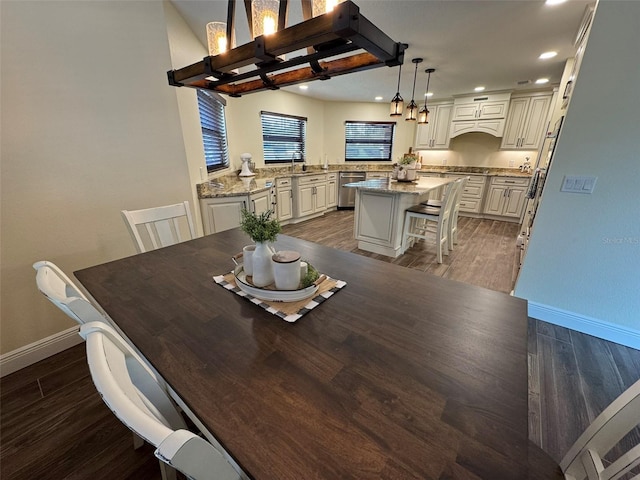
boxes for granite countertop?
[197,176,274,198]
[197,165,531,199]
[344,177,453,196]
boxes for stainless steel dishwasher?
[338,171,366,209]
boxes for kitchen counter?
[346,176,456,257]
[197,165,530,199]
[344,177,443,195]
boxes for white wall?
[323,101,415,164]
[226,91,326,170]
[0,1,193,354]
[515,0,640,348]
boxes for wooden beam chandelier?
[167,0,406,97]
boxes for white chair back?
[80,322,240,480]
[448,176,469,250]
[33,260,107,325]
[121,201,196,253]
[561,379,640,480]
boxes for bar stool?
[448,176,469,250]
[401,179,460,263]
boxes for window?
[197,90,229,172]
[260,111,307,163]
[345,121,395,162]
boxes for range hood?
[449,92,510,138]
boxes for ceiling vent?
[517,79,532,86]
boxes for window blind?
[260,111,307,163]
[345,121,395,161]
[197,90,230,172]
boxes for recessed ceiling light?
[299,85,309,90]
[474,86,485,92]
[374,96,383,101]
[424,92,433,97]
[539,51,558,60]
[535,78,549,84]
[545,0,567,5]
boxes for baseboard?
[0,326,83,377]
[528,301,640,350]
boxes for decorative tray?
[233,265,324,302]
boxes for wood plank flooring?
[2,211,638,479]
[282,210,521,294]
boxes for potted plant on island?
[240,208,281,287]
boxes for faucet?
[291,152,299,172]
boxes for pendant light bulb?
[390,63,404,117]
[405,58,422,122]
[418,68,435,125]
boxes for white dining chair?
[80,322,240,480]
[560,378,640,480]
[33,260,108,325]
[448,176,469,250]
[121,201,196,253]
[401,179,460,263]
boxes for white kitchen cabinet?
[200,188,272,234]
[249,189,271,216]
[326,172,337,208]
[293,174,327,220]
[501,94,552,150]
[414,103,453,149]
[483,176,530,221]
[200,196,246,235]
[445,173,486,214]
[451,93,510,121]
[275,177,293,222]
[450,92,510,139]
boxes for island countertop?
[345,176,453,195]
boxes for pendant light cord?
[423,70,432,108]
[395,63,403,94]
[410,61,419,101]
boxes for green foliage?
[240,208,281,243]
[399,153,418,165]
[301,261,320,288]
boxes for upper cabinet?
[449,92,511,138]
[414,102,454,150]
[500,93,552,150]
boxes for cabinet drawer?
[459,198,482,213]
[276,177,292,187]
[491,176,530,187]
[297,174,326,185]
[327,173,337,181]
[462,184,484,198]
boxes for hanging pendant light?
[251,0,280,38]
[206,21,236,56]
[418,68,435,124]
[389,63,404,117]
[405,58,422,121]
[311,0,346,17]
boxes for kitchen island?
[346,176,455,257]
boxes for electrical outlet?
[441,158,447,166]
[509,159,515,167]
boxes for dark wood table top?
[75,229,562,480]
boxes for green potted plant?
[240,208,281,287]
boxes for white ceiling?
[170,0,594,103]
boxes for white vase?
[251,241,275,287]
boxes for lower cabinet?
[293,174,327,220]
[483,176,530,220]
[445,174,486,213]
[326,172,337,208]
[200,189,272,235]
[275,177,293,222]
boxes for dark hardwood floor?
[2,211,638,479]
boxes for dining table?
[74,228,562,480]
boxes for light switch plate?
[561,175,597,194]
